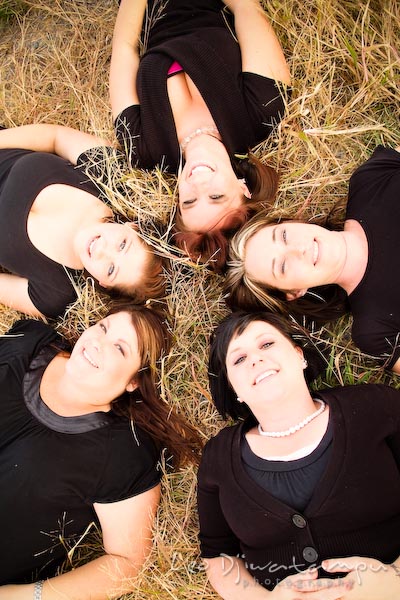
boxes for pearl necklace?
[258,399,326,438]
[180,126,220,152]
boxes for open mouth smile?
[83,348,98,368]
[254,369,278,385]
[88,236,100,258]
[189,164,215,177]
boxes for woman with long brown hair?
[110,0,290,271]
[0,124,166,318]
[0,301,200,598]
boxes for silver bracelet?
[33,580,44,600]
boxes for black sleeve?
[27,278,78,319]
[197,440,241,559]
[76,146,127,183]
[93,424,161,503]
[113,105,143,167]
[378,384,400,468]
[241,72,290,142]
[0,148,34,189]
[0,319,60,376]
[347,146,400,217]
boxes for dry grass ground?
[0,0,399,597]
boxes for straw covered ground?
[0,0,399,597]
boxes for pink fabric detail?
[168,60,184,75]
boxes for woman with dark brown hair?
[0,301,200,599]
[198,310,400,598]
[110,0,290,271]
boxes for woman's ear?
[126,379,138,393]
[285,289,307,301]
[238,178,252,199]
[294,346,304,361]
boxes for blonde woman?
[225,145,400,371]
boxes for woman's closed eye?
[182,198,196,206]
[282,228,287,243]
[209,194,224,201]
[108,264,115,277]
[119,239,126,251]
[99,322,107,333]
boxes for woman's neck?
[335,221,369,294]
[254,389,316,434]
[247,392,330,457]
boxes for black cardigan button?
[303,546,319,563]
[292,514,307,528]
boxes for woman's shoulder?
[92,421,161,503]
[0,319,59,356]
[349,145,400,188]
[318,383,400,416]
[201,421,245,462]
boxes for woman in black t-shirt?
[225,145,400,372]
[0,302,200,596]
[0,124,166,318]
[197,310,400,598]
[110,0,291,272]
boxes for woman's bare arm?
[109,0,147,119]
[0,124,110,165]
[0,485,160,599]
[223,0,291,85]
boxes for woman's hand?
[322,556,400,600]
[270,569,351,600]
[205,556,350,599]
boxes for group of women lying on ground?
[0,0,399,599]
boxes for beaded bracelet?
[33,580,44,600]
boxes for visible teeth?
[89,238,97,258]
[191,165,213,175]
[313,241,319,265]
[255,370,277,385]
[83,349,98,368]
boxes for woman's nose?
[251,354,263,366]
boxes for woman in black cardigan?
[197,310,400,598]
[110,0,291,272]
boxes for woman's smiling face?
[226,320,305,408]
[75,222,149,290]
[66,311,141,404]
[177,134,250,232]
[244,222,346,298]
